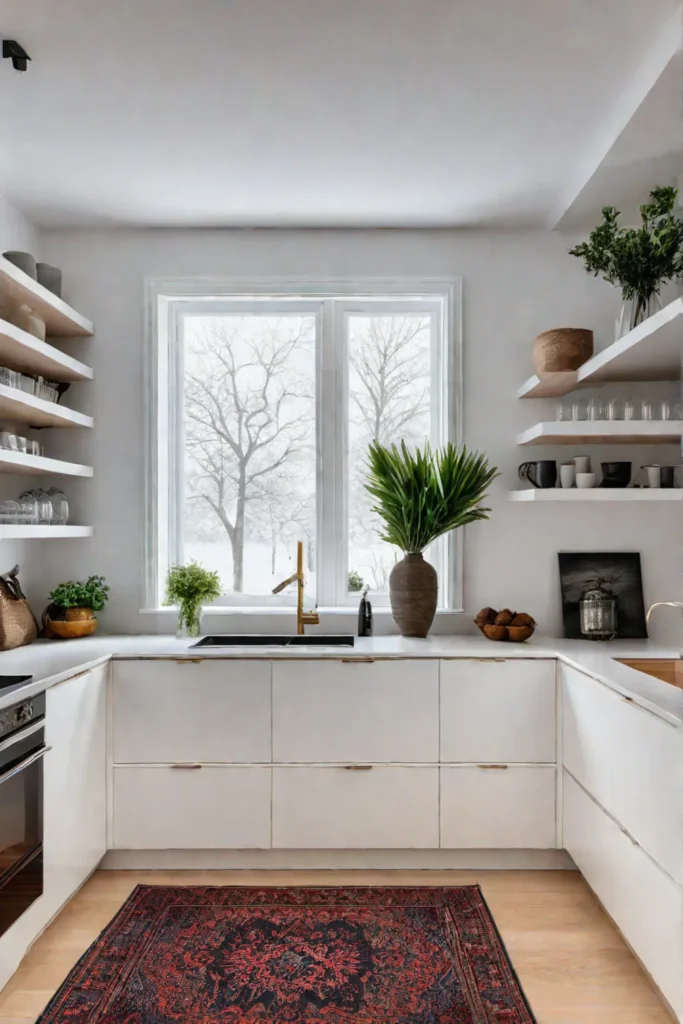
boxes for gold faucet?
[272,540,320,635]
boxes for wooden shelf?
[509,489,683,502]
[0,450,93,477]
[0,384,92,429]
[517,421,683,446]
[0,320,92,382]
[0,525,93,539]
[0,257,93,338]
[518,297,683,398]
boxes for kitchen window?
[146,280,461,610]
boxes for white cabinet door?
[272,767,439,848]
[440,765,556,849]
[112,660,271,764]
[563,771,683,1019]
[440,660,556,763]
[273,660,438,763]
[562,665,682,883]
[112,766,271,849]
[44,664,107,909]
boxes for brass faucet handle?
[301,610,320,626]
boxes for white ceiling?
[0,0,680,229]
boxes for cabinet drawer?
[440,660,556,763]
[112,766,271,849]
[272,660,438,763]
[112,660,271,764]
[563,771,683,1018]
[272,766,439,848]
[440,765,556,848]
[562,665,682,882]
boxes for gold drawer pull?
[171,763,203,770]
[477,764,509,770]
[343,765,373,771]
[173,658,203,664]
[341,658,375,664]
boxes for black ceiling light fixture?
[3,40,31,72]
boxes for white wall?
[37,228,682,641]
[0,193,38,585]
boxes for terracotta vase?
[531,328,593,377]
[389,553,438,638]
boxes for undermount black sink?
[190,634,355,648]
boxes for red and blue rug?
[37,885,535,1023]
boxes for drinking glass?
[0,501,19,523]
[47,487,69,525]
[606,397,625,421]
[624,398,638,421]
[572,398,588,421]
[587,398,605,421]
[641,400,654,421]
[34,490,53,524]
[555,401,573,422]
[17,492,38,524]
[0,432,17,450]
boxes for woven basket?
[532,327,593,376]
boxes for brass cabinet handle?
[341,658,375,664]
[477,764,509,770]
[170,763,203,770]
[172,658,203,664]
[343,765,373,771]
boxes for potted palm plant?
[365,441,498,637]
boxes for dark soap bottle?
[358,586,373,637]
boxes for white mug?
[560,463,576,488]
[645,465,661,488]
[574,456,591,474]
[576,472,596,489]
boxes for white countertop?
[0,633,680,724]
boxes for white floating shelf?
[0,525,93,539]
[0,450,93,477]
[0,384,92,429]
[509,489,683,502]
[0,257,93,338]
[518,297,683,398]
[517,421,683,446]
[0,320,93,382]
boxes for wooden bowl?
[47,617,98,639]
[507,624,535,643]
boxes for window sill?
[139,606,464,616]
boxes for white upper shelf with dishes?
[518,297,683,399]
[0,255,93,337]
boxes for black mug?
[660,466,679,489]
[518,460,557,488]
[600,462,632,488]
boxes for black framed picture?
[558,552,647,639]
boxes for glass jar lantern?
[579,582,618,641]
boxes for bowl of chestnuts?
[474,607,536,643]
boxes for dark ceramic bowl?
[600,461,632,488]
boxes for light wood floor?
[0,869,672,1024]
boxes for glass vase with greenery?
[164,561,221,638]
[365,440,498,637]
[569,186,683,337]
[49,575,110,620]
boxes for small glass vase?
[176,607,202,639]
[615,293,662,339]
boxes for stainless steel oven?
[0,690,47,937]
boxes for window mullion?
[317,299,338,607]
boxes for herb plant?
[365,441,498,554]
[49,575,110,612]
[164,561,221,634]
[569,186,683,323]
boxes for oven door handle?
[0,745,51,786]
[0,720,44,753]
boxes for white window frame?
[145,278,463,612]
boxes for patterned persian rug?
[37,885,536,1023]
